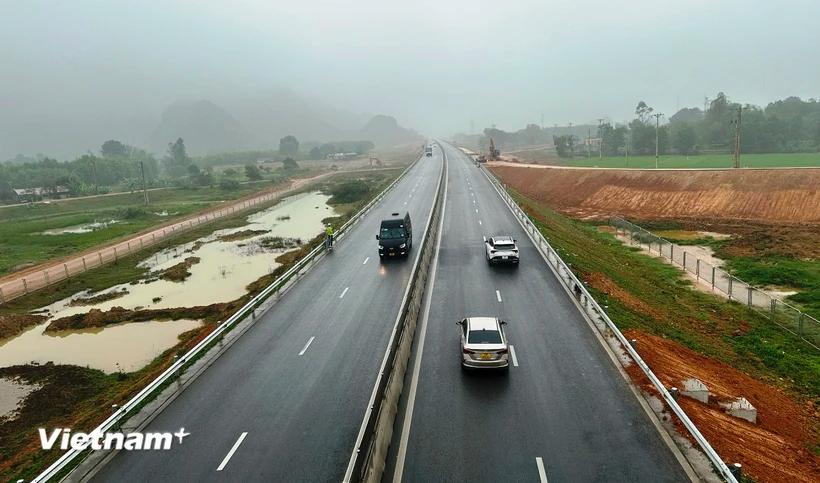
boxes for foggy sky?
[2,0,819,158]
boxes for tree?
[309,146,322,160]
[672,123,697,155]
[635,101,654,123]
[187,164,200,176]
[600,123,627,156]
[245,164,263,180]
[165,138,191,177]
[101,140,129,157]
[279,135,300,156]
[281,158,299,170]
[553,135,575,157]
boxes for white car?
[484,235,519,265]
[457,317,510,370]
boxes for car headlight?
[379,245,384,249]
[399,243,406,249]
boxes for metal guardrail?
[478,164,738,482]
[30,155,424,483]
[344,144,447,483]
[611,216,820,351]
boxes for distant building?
[12,186,70,202]
[326,152,359,161]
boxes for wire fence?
[611,217,819,350]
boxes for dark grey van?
[377,212,412,258]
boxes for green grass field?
[551,152,820,169]
[0,179,287,276]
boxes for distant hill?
[151,100,252,155]
[357,115,422,147]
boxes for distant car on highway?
[485,235,519,265]
[457,317,509,370]
[377,212,412,258]
[425,145,433,157]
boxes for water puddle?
[0,377,39,419]
[41,219,123,235]
[0,191,336,373]
[0,320,202,373]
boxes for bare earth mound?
[489,164,820,224]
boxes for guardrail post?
[682,251,687,270]
[798,313,804,337]
[64,263,69,278]
[114,246,118,262]
[728,277,733,300]
[140,238,144,249]
[22,278,28,294]
[44,270,49,285]
[711,266,716,290]
[695,259,700,280]
[127,241,131,252]
[99,252,103,265]
[770,299,776,321]
[670,244,674,262]
[82,257,87,271]
[0,286,5,304]
[747,286,753,307]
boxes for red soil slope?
[489,164,820,224]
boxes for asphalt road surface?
[387,142,689,482]
[92,149,443,482]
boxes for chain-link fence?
[611,217,819,350]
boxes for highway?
[91,149,443,481]
[386,142,689,482]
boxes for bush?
[329,179,370,204]
[220,179,240,190]
[245,164,263,180]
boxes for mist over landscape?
[2,0,819,160]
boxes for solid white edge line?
[298,336,315,356]
[496,289,502,303]
[363,257,370,265]
[393,145,448,483]
[217,432,248,471]
[536,457,548,482]
[509,344,519,367]
[339,287,349,298]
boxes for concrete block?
[681,378,709,403]
[721,397,757,424]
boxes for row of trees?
[570,94,820,158]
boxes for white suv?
[484,235,519,265]
[457,317,510,370]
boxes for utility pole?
[587,127,591,158]
[625,129,630,168]
[596,118,605,160]
[652,113,663,169]
[731,106,742,168]
[92,156,99,195]
[140,160,149,205]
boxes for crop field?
[0,179,286,276]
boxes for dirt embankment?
[45,304,227,332]
[623,329,819,483]
[490,164,820,224]
[0,314,47,339]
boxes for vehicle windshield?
[494,242,514,249]
[468,329,502,344]
[380,227,406,239]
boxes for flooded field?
[0,191,336,373]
